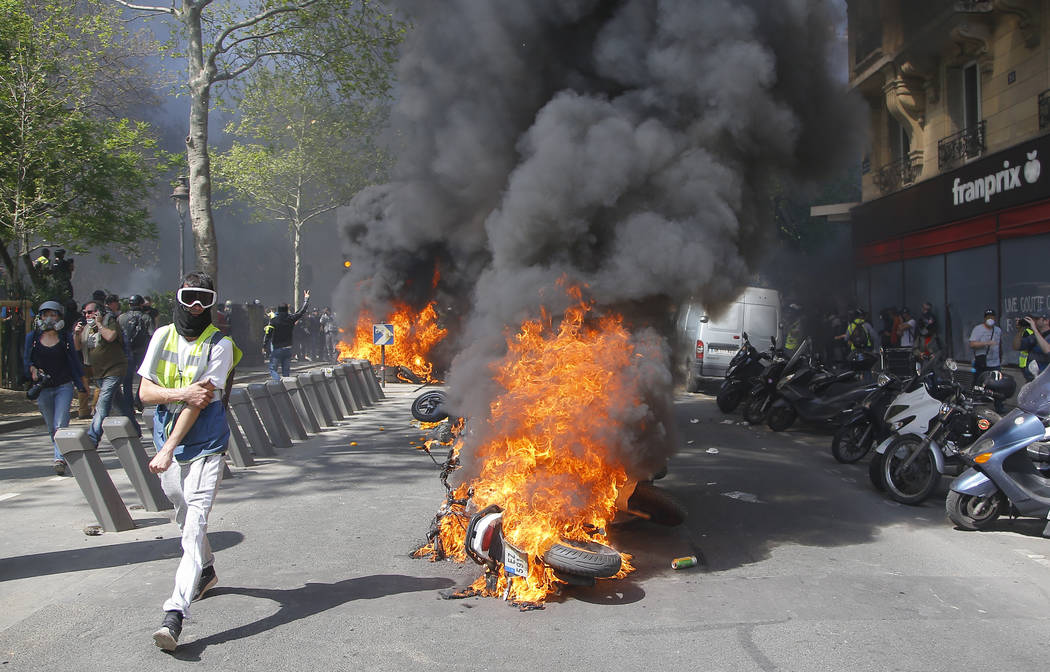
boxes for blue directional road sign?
[373,323,395,346]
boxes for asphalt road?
[1,384,1048,671]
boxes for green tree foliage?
[0,0,169,299]
[214,68,389,309]
[111,0,406,287]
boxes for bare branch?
[208,0,320,69]
[213,50,309,82]
[109,0,175,14]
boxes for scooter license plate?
[504,541,529,578]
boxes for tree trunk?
[183,3,219,286]
[293,224,302,311]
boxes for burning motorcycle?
[414,419,684,600]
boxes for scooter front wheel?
[766,405,797,432]
[882,436,939,505]
[716,386,745,414]
[945,490,1003,530]
[832,421,874,464]
[743,394,771,425]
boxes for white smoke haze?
[338,0,864,476]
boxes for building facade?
[848,0,1050,362]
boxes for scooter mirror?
[742,331,749,341]
[770,336,776,348]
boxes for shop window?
[946,245,997,361]
[904,255,946,332]
[1000,234,1050,366]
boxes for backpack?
[848,322,870,349]
[123,311,152,350]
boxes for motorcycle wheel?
[542,539,622,578]
[411,390,449,422]
[945,490,1003,530]
[626,482,686,526]
[716,386,744,414]
[868,451,886,491]
[743,394,770,425]
[881,435,939,505]
[832,421,875,464]
[766,405,797,432]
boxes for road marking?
[49,476,64,482]
[1015,549,1050,569]
[0,493,20,502]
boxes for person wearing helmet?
[1019,314,1050,377]
[119,294,154,413]
[23,300,86,475]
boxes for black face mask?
[173,303,212,339]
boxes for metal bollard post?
[101,417,172,512]
[311,371,344,421]
[333,364,361,413]
[55,428,135,532]
[363,361,386,400]
[352,360,378,405]
[228,387,275,457]
[284,376,321,433]
[247,383,292,448]
[299,373,335,427]
[341,362,370,409]
[323,369,352,418]
[266,380,308,440]
[225,412,255,467]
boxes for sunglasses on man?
[176,287,217,309]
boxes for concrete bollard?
[351,360,378,405]
[333,364,362,413]
[323,369,352,418]
[340,362,370,409]
[363,361,386,400]
[266,380,308,440]
[299,373,335,427]
[228,387,275,457]
[55,428,135,532]
[284,376,321,433]
[101,417,172,512]
[225,412,255,467]
[311,371,344,421]
[247,383,292,449]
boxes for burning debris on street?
[338,0,862,604]
[336,301,448,381]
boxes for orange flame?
[418,287,639,603]
[337,301,448,381]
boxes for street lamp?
[170,176,190,281]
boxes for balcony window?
[874,155,921,195]
[938,120,987,168]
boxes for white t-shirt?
[899,318,917,347]
[138,326,233,404]
[968,323,1002,367]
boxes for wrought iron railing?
[1040,90,1050,130]
[873,155,921,194]
[938,120,986,168]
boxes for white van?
[676,287,781,392]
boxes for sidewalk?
[0,358,334,435]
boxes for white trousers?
[159,454,224,618]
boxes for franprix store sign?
[852,133,1050,245]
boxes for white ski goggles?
[176,287,217,309]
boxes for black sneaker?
[53,460,65,476]
[193,565,217,602]
[152,610,183,651]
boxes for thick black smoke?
[338,0,863,477]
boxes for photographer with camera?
[75,300,140,447]
[22,301,86,475]
[1016,314,1050,379]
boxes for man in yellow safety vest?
[138,271,242,652]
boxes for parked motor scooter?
[742,338,807,425]
[830,371,903,463]
[946,366,1050,533]
[765,350,879,432]
[716,333,776,413]
[867,358,963,488]
[873,367,1010,505]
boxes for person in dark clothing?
[1019,314,1050,377]
[119,295,154,412]
[263,290,310,380]
[23,300,86,474]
